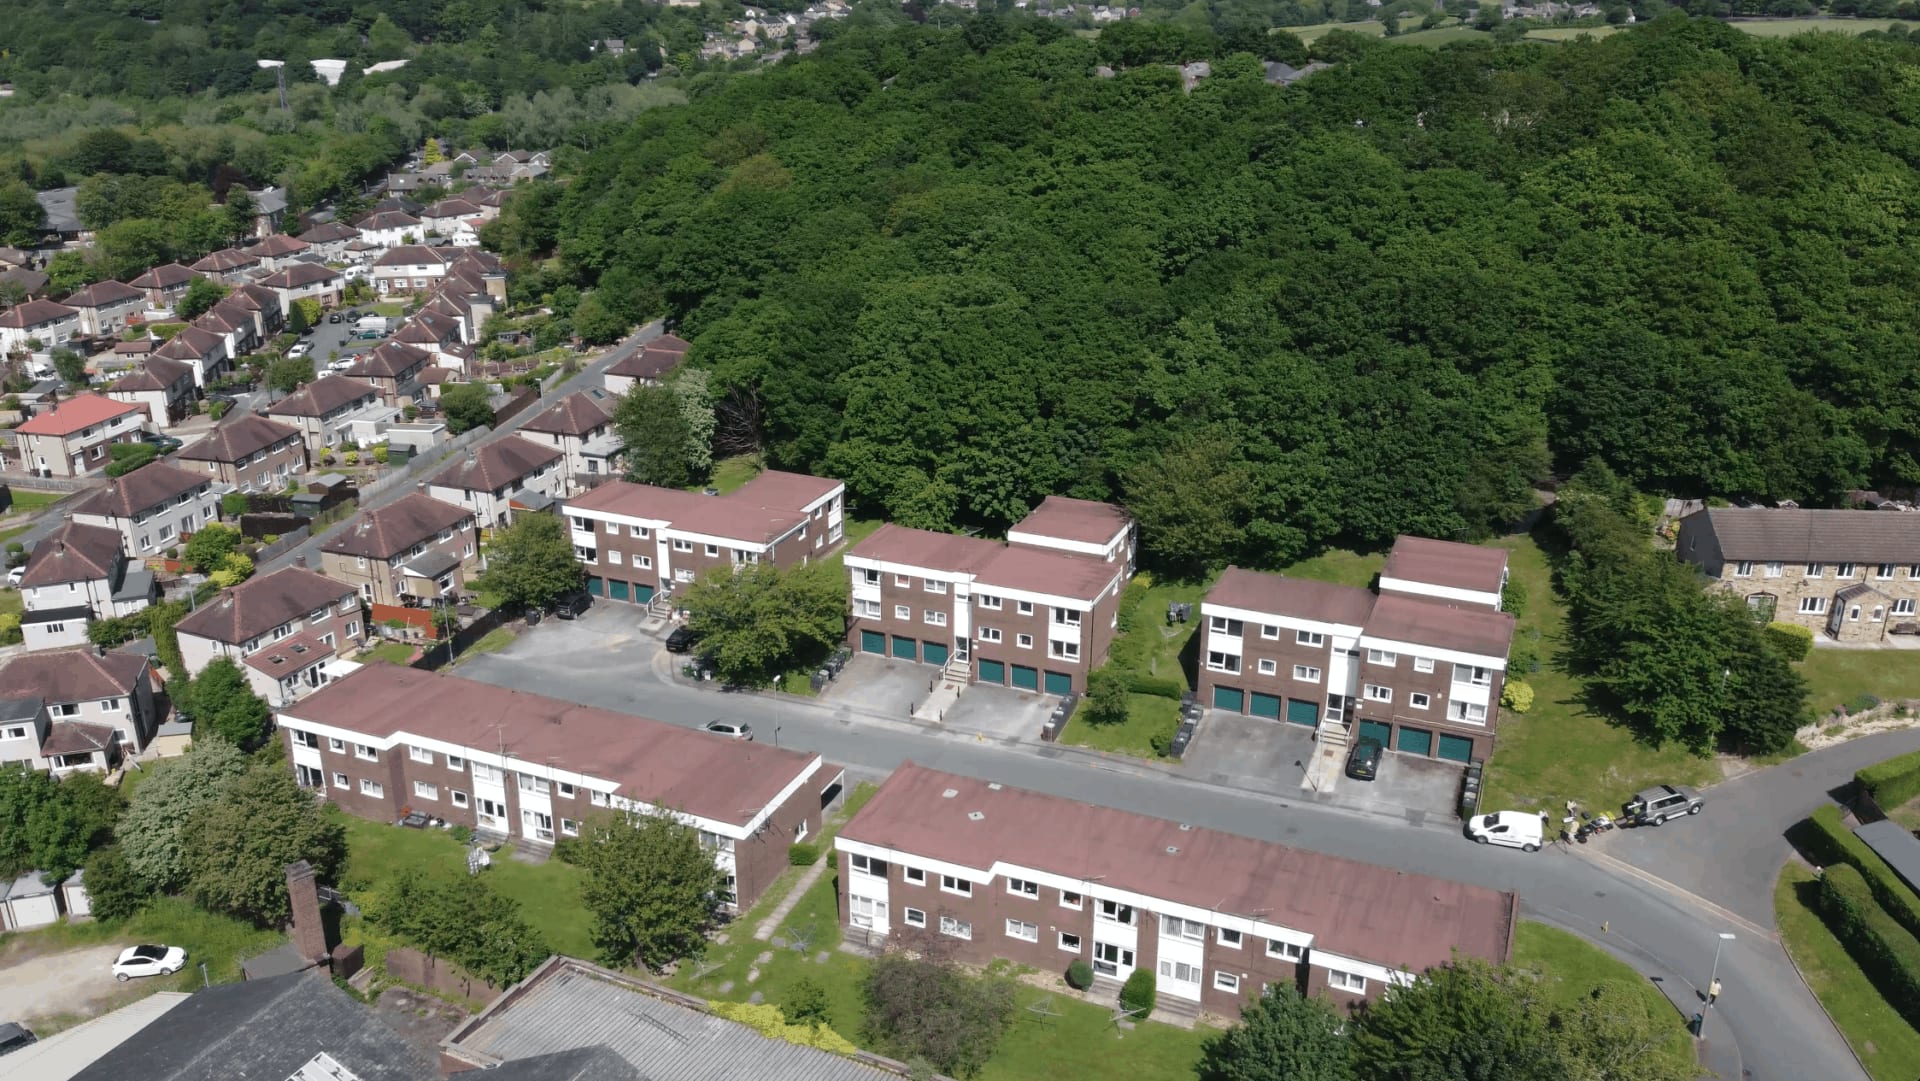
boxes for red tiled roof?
[847,523,1001,574]
[15,393,141,436]
[1010,495,1131,547]
[1206,567,1377,627]
[1381,537,1508,596]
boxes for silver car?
[1626,785,1703,826]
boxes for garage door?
[1213,685,1244,712]
[861,630,886,655]
[1248,692,1282,720]
[1285,699,1319,727]
[1437,734,1475,763]
[609,580,630,602]
[1397,726,1433,756]
[1358,720,1392,747]
[923,641,950,666]
[634,583,655,603]
[585,577,603,596]
[891,636,917,661]
[1044,670,1072,695]
[1011,665,1039,691]
[978,659,1005,685]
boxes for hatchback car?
[327,358,356,373]
[286,341,311,359]
[0,1022,35,1057]
[1626,785,1703,826]
[112,944,186,981]
[703,720,753,741]
[665,625,703,653]
[1345,736,1383,782]
[1466,810,1544,852]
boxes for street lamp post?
[1702,931,1735,1039]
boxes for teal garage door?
[1437,734,1475,763]
[1044,670,1072,695]
[1249,692,1282,720]
[891,635,917,661]
[861,630,886,654]
[586,577,603,596]
[1397,726,1433,756]
[1011,665,1039,691]
[923,641,950,666]
[609,580,630,602]
[1285,699,1319,727]
[1357,720,1392,746]
[978,659,1005,685]
[634,582,655,603]
[1213,685,1244,711]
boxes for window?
[333,772,349,789]
[1164,917,1206,942]
[631,524,649,538]
[291,730,319,748]
[446,755,464,772]
[1209,615,1244,636]
[1267,939,1304,961]
[355,744,378,761]
[1215,971,1242,993]
[1451,701,1488,723]
[561,818,579,836]
[848,894,885,929]
[1766,562,1785,578]
[1837,563,1858,578]
[904,866,926,885]
[1850,605,1863,622]
[413,781,438,800]
[360,779,384,797]
[1798,596,1828,615]
[851,854,891,877]
[894,605,911,620]
[1364,684,1392,704]
[608,550,622,565]
[1049,640,1080,660]
[1006,919,1039,942]
[473,764,501,783]
[924,579,947,594]
[1732,561,1752,578]
[1053,608,1081,627]
[925,610,948,627]
[575,546,596,563]
[1452,664,1493,687]
[705,544,719,557]
[590,790,609,807]
[1294,665,1322,683]
[1258,658,1277,675]
[978,594,1001,610]
[1207,651,1241,673]
[329,738,345,752]
[409,745,433,764]
[558,782,575,798]
[1410,692,1431,710]
[1897,599,1916,617]
[1219,928,1243,948]
[979,627,1002,643]
[517,774,551,794]
[1366,649,1397,665]
[1878,563,1898,579]
[1160,960,1200,984]
[1329,971,1368,993]
[1059,932,1082,953]
[1060,890,1083,909]
[451,790,469,808]
[1007,878,1039,898]
[673,539,693,552]
[1807,563,1825,579]
[50,703,77,718]
[904,907,927,928]
[1413,656,1435,673]
[1098,899,1134,925]
[1017,633,1034,649]
[1017,600,1034,616]
[941,875,972,897]
[1874,606,1887,622]
[940,916,972,940]
[1297,629,1325,647]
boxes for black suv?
[0,1022,36,1057]
[665,625,703,653]
[553,591,591,620]
[1345,736,1383,782]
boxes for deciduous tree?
[372,871,549,988]
[118,737,250,892]
[614,384,694,488]
[180,657,272,748]
[82,844,149,922]
[438,381,495,434]
[680,562,847,684]
[1198,983,1352,1081]
[574,808,727,971]
[1349,958,1567,1081]
[176,276,227,320]
[182,522,242,574]
[476,512,580,612]
[863,942,1016,1079]
[265,356,311,396]
[182,762,346,925]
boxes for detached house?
[63,280,144,337]
[371,245,454,296]
[71,460,222,558]
[353,210,423,248]
[126,263,196,311]
[296,220,361,261]
[176,412,308,491]
[319,491,477,607]
[1199,536,1515,765]
[517,390,618,492]
[1678,507,1920,643]
[241,233,311,271]
[0,298,81,355]
[17,519,157,651]
[106,356,197,428]
[604,334,691,394]
[266,375,383,457]
[258,262,342,314]
[175,567,365,707]
[12,393,144,478]
[565,470,846,606]
[427,435,564,529]
[0,647,159,764]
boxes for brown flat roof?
[1206,566,1377,627]
[1011,495,1130,547]
[284,664,820,826]
[565,479,819,547]
[841,764,1516,976]
[729,469,841,512]
[974,545,1121,602]
[1365,593,1515,657]
[847,524,1002,575]
[1381,536,1508,595]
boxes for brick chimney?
[285,860,329,967]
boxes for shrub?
[1120,968,1156,1016]
[1500,576,1528,619]
[221,492,250,518]
[1083,668,1129,726]
[1819,863,1920,1029]
[164,547,178,559]
[1149,723,1175,758]
[1125,673,1188,700]
[450,824,473,845]
[1065,960,1094,990]
[1860,749,1920,811]
[344,449,360,466]
[1849,693,1883,715]
[1762,621,1814,661]
[710,1001,859,1053]
[1501,679,1534,714]
[552,837,582,864]
[0,613,20,646]
[789,842,820,866]
[1806,805,1920,939]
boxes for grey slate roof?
[71,970,438,1081]
[1692,508,1920,563]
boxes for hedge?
[1123,673,1187,700]
[1806,805,1920,939]
[788,842,820,867]
[1120,968,1157,1016]
[1762,621,1814,662]
[1818,863,1920,1030]
[1859,749,1920,813]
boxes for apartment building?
[175,412,309,492]
[834,764,1517,1014]
[106,356,197,428]
[63,280,145,337]
[175,567,365,707]
[12,393,145,478]
[1199,536,1515,764]
[71,460,222,558]
[319,491,477,607]
[278,664,842,908]
[0,647,158,761]
[1678,507,1920,643]
[1006,495,1137,575]
[0,299,80,355]
[18,519,157,651]
[427,435,564,530]
[266,375,384,457]
[564,470,846,605]
[516,390,618,492]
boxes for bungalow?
[518,390,618,493]
[0,298,81,356]
[175,567,365,707]
[604,333,691,394]
[152,324,230,387]
[266,375,384,457]
[71,460,223,557]
[63,280,145,338]
[353,210,423,248]
[12,393,144,478]
[176,411,308,492]
[0,647,159,761]
[345,341,432,406]
[319,491,477,607]
[427,435,565,529]
[370,245,454,296]
[241,233,311,272]
[105,356,197,428]
[258,262,342,315]
[126,263,196,311]
[295,220,362,262]
[18,519,157,652]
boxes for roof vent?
[1165,846,1180,854]
[941,788,958,799]
[987,783,1002,791]
[967,811,985,822]
[1178,823,1193,831]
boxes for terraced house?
[175,567,365,707]
[1678,507,1920,644]
[277,664,842,908]
[835,764,1516,1018]
[1199,536,1515,765]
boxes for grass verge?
[8,489,68,512]
[358,640,417,665]
[1060,694,1179,759]
[1510,921,1693,1064]
[1799,649,1920,718]
[1776,862,1920,1081]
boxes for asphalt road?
[458,607,1867,1081]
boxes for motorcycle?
[1574,812,1615,844]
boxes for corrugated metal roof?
[1856,819,1920,893]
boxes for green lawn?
[370,301,407,316]
[1776,862,1920,1081]
[7,489,66,512]
[1285,19,1388,41]
[1393,24,1492,45]
[1525,24,1620,39]
[0,524,32,545]
[0,590,21,617]
[1480,536,1717,815]
[1729,16,1916,35]
[0,894,284,1007]
[358,640,417,665]
[1799,649,1920,718]
[706,455,763,495]
[1510,922,1694,1066]
[1105,576,1208,690]
[1060,693,1180,759]
[1281,548,1383,589]
[455,627,518,661]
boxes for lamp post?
[1702,931,1735,1039]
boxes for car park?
[703,720,753,740]
[1626,784,1703,826]
[1345,736,1383,782]
[0,1022,34,1057]
[1465,810,1543,852]
[112,943,186,981]
[665,625,703,653]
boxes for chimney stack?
[285,861,330,968]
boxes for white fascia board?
[1356,635,1506,671]
[1004,530,1110,559]
[796,483,845,515]
[1377,577,1501,609]
[1307,949,1413,986]
[663,526,774,554]
[843,555,977,585]
[973,577,1116,613]
[564,504,671,530]
[1201,601,1364,640]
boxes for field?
[1799,649,1920,718]
[1776,863,1920,1081]
[1393,25,1492,45]
[1280,15,1896,46]
[1727,16,1915,35]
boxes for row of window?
[1787,595,1916,619]
[1206,649,1493,688]
[296,733,620,807]
[1732,561,1920,581]
[858,569,1082,617]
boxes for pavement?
[456,601,1867,1081]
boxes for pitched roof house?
[18,519,156,652]
[71,460,223,557]
[514,390,618,493]
[11,393,144,478]
[1678,507,1920,643]
[126,263,196,307]
[105,356,197,428]
[175,567,365,707]
[319,492,478,607]
[266,375,384,456]
[0,297,81,354]
[176,412,308,491]
[427,434,564,528]
[0,647,158,758]
[63,279,145,337]
[604,333,690,394]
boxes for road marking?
[1583,847,1776,941]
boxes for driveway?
[818,654,929,719]
[1179,711,1461,824]
[0,944,130,1026]
[944,684,1055,744]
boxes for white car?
[327,358,355,373]
[5,566,23,587]
[111,944,185,981]
[703,720,753,741]
[1466,810,1544,852]
[286,342,311,359]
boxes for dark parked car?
[142,432,182,452]
[553,591,591,620]
[327,312,343,324]
[665,625,703,653]
[0,1022,34,1057]
[1345,736,1383,782]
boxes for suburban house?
[192,301,262,359]
[319,491,477,607]
[175,412,309,491]
[0,696,120,775]
[189,247,260,279]
[63,280,144,337]
[564,470,847,606]
[421,196,484,233]
[18,519,157,652]
[244,186,289,237]
[11,393,145,478]
[266,375,384,457]
[0,298,81,355]
[71,460,223,558]
[221,281,287,338]
[258,262,342,314]
[354,210,423,248]
[105,356,197,428]
[277,663,842,908]
[1198,536,1516,765]
[515,390,618,493]
[427,435,565,530]
[389,306,467,365]
[126,263,196,311]
[834,764,1517,1015]
[344,341,431,406]
[241,233,311,271]
[1678,507,1920,643]
[604,333,690,394]
[152,324,230,387]
[371,245,454,296]
[295,220,362,261]
[0,647,159,762]
[175,567,365,707]
[845,500,1135,695]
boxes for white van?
[355,315,390,333]
[1466,810,1544,852]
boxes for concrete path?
[754,860,831,942]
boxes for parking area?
[943,684,1056,742]
[472,598,665,670]
[1183,710,1463,821]
[817,653,929,718]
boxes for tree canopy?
[439,381,496,435]
[680,561,849,684]
[477,511,581,611]
[573,808,728,970]
[180,657,274,748]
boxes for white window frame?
[939,915,972,940]
[1329,970,1367,993]
[1293,664,1320,683]
[1296,630,1324,647]
[1007,878,1039,898]
[451,790,469,808]
[1049,639,1080,660]
[1896,598,1916,617]
[409,745,433,764]
[904,866,926,885]
[925,610,948,627]
[1214,971,1242,993]
[360,779,384,797]
[1798,596,1828,615]
[1410,692,1431,710]
[979,627,1002,643]
[1364,684,1392,704]
[1258,658,1277,675]
[904,907,927,928]
[1058,931,1082,953]
[1413,656,1434,673]
[1366,649,1397,665]
[1218,927,1243,949]
[1266,939,1304,961]
[1005,918,1039,942]
[894,604,911,620]
[1017,633,1034,649]
[413,781,438,800]
[977,594,1001,610]
[940,874,972,897]
[1060,890,1083,910]
[1207,651,1241,673]
[333,772,349,789]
